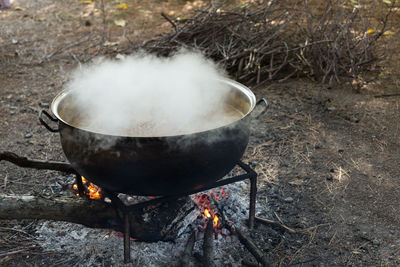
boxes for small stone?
[284,197,294,203]
[10,111,16,115]
[10,106,17,110]
[351,117,360,123]
[7,94,13,99]
[327,106,336,111]
[40,102,49,108]
[12,39,18,44]
[24,133,32,138]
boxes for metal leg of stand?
[123,213,131,264]
[248,175,257,229]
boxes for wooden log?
[202,218,215,267]
[0,194,192,242]
[0,194,115,227]
[0,151,75,174]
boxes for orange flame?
[213,215,219,227]
[204,208,211,218]
[73,176,102,200]
[87,182,102,199]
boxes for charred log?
[0,194,193,242]
[202,218,215,267]
[0,194,115,227]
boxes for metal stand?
[77,161,258,264]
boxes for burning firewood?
[202,218,215,267]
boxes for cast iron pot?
[39,79,267,196]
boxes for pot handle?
[252,98,269,119]
[39,110,59,133]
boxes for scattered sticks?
[138,1,396,86]
[0,151,75,174]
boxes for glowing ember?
[195,189,230,229]
[73,176,102,200]
[213,215,219,227]
[87,183,102,199]
[204,208,211,218]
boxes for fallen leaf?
[14,7,24,11]
[114,19,126,27]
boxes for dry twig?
[137,1,396,86]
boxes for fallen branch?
[235,228,271,267]
[0,151,75,174]
[374,93,400,98]
[213,200,270,266]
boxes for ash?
[35,171,260,266]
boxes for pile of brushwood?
[139,0,398,88]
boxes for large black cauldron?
[39,79,267,196]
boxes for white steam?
[66,51,242,137]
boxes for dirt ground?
[1,0,400,266]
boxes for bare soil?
[1,0,399,266]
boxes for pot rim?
[50,78,256,138]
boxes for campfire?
[0,151,279,265]
[0,52,274,265]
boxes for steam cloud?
[66,51,241,137]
